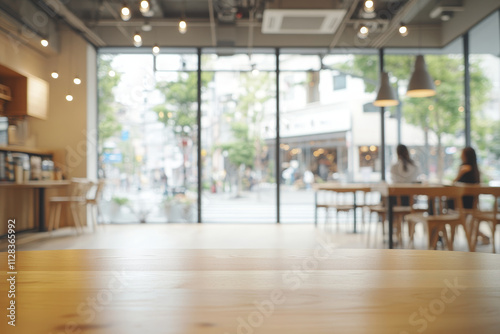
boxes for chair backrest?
[87,179,105,201]
[459,185,500,219]
[372,183,417,208]
[389,185,464,215]
[68,178,92,202]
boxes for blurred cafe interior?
[1,1,500,333]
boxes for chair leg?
[96,204,103,225]
[90,204,98,231]
[380,214,386,235]
[449,224,457,246]
[408,221,416,249]
[491,223,496,254]
[442,226,453,251]
[70,203,83,233]
[395,217,403,248]
[54,203,63,230]
[48,203,55,232]
[428,223,439,250]
[470,219,480,252]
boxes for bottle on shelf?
[30,156,42,180]
[6,152,14,181]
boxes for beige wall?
[1,26,96,179]
[29,28,93,178]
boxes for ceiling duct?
[214,0,266,24]
[214,0,237,24]
[429,0,463,21]
[262,9,347,34]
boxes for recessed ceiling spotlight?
[66,94,74,102]
[133,31,142,47]
[120,3,131,21]
[399,23,408,37]
[140,0,150,14]
[41,39,49,47]
[357,25,369,39]
[364,0,375,13]
[73,77,82,85]
[152,44,160,56]
[178,19,187,34]
[51,72,59,79]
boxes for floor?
[3,220,497,253]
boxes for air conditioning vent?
[262,9,347,34]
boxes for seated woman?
[390,144,420,206]
[390,144,420,184]
[453,146,480,208]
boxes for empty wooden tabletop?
[1,248,500,334]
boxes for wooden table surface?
[1,249,500,333]
[314,183,372,192]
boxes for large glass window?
[98,52,199,224]
[385,40,465,183]
[278,53,378,223]
[96,22,497,224]
[470,12,500,185]
[201,52,277,223]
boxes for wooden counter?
[0,145,53,156]
[0,180,70,188]
[1,248,499,333]
[0,180,70,234]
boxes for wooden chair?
[397,186,468,251]
[316,189,351,229]
[365,184,412,248]
[86,179,106,230]
[324,189,358,230]
[48,178,92,233]
[460,185,500,253]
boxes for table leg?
[314,191,318,226]
[353,192,357,233]
[388,196,394,249]
[39,188,46,232]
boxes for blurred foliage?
[97,57,122,148]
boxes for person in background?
[453,146,489,245]
[390,144,420,184]
[453,146,480,185]
[303,169,314,190]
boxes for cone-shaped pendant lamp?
[407,55,436,97]
[374,72,399,107]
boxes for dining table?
[314,183,371,232]
[1,248,499,334]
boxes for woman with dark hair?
[453,147,489,244]
[453,146,480,184]
[390,144,420,183]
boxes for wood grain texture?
[1,249,500,334]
